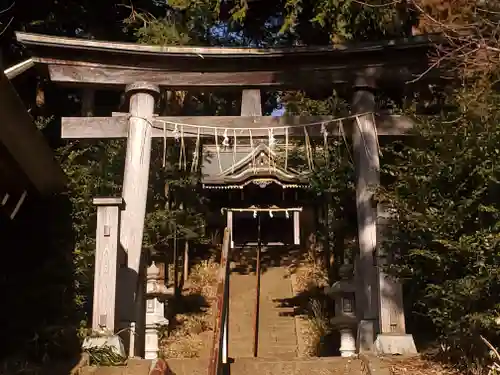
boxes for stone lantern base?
[339,327,357,357]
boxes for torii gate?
[16,31,431,358]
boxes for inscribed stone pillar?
[92,197,123,332]
[119,82,159,357]
[375,204,417,355]
[351,75,379,352]
[377,203,406,334]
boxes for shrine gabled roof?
[201,143,309,188]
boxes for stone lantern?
[325,264,357,357]
[145,261,170,360]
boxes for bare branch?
[0,16,13,37]
[0,1,15,15]
[351,0,402,8]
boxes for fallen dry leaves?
[380,356,461,375]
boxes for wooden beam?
[4,58,35,80]
[0,70,66,194]
[81,88,95,117]
[227,210,233,249]
[10,190,27,220]
[44,62,432,89]
[293,211,300,245]
[17,32,436,88]
[241,89,262,116]
[47,63,358,88]
[61,114,414,139]
[17,31,436,58]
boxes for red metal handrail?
[208,228,230,375]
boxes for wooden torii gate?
[16,31,430,358]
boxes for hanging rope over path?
[128,112,379,171]
[127,112,373,135]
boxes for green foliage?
[287,66,500,373]
[379,86,500,367]
[222,0,415,45]
[57,138,125,317]
[85,345,126,366]
[124,0,222,46]
[284,90,358,268]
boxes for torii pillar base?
[374,334,418,356]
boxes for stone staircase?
[158,251,364,375]
[80,358,153,375]
[80,357,363,375]
[165,357,362,375]
[82,248,366,374]
[229,266,298,359]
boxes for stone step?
[258,350,298,357]
[229,346,297,357]
[230,357,363,375]
[254,352,297,360]
[80,359,152,375]
[258,345,297,351]
[229,266,298,357]
[231,332,296,339]
[228,339,297,349]
[163,357,363,375]
[258,339,298,346]
[258,322,296,328]
[164,358,208,375]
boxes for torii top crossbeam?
[15,32,436,89]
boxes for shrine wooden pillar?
[351,74,379,352]
[119,82,160,357]
[226,209,234,248]
[293,210,300,245]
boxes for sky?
[272,107,285,117]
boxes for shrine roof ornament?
[201,143,309,189]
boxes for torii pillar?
[352,74,379,352]
[352,73,416,354]
[119,82,160,357]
